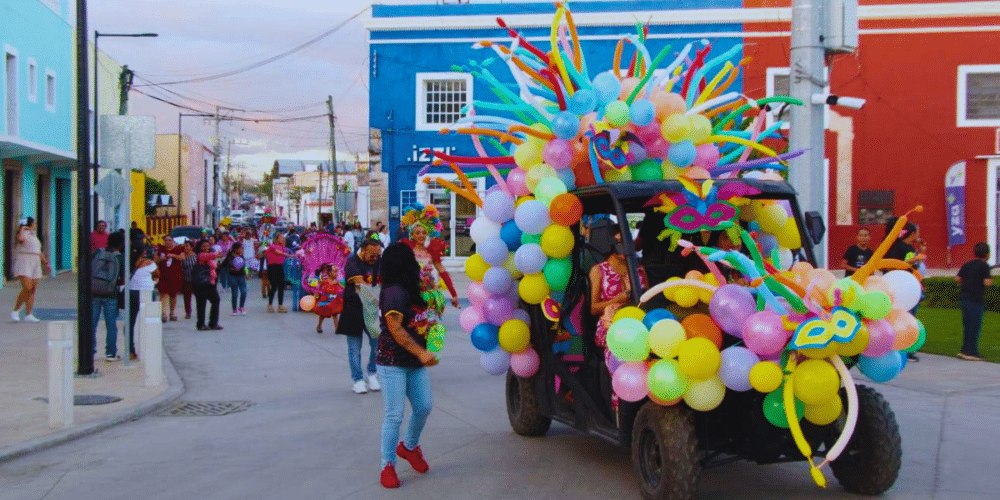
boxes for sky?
[90,0,452,181]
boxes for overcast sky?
[91,0,451,180]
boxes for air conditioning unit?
[148,194,174,206]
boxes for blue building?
[366,0,742,264]
[1,0,76,282]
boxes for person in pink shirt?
[264,233,294,313]
[90,220,109,252]
[193,239,223,331]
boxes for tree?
[251,171,274,200]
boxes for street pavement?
[2,272,1000,500]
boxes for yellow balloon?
[525,163,558,193]
[513,141,543,170]
[649,319,686,358]
[688,114,712,144]
[757,203,788,235]
[499,319,531,353]
[792,359,841,406]
[674,287,699,308]
[676,337,721,381]
[776,217,802,249]
[660,114,691,142]
[465,254,489,282]
[837,325,869,357]
[515,195,536,208]
[661,160,686,181]
[613,306,645,323]
[798,343,839,359]
[503,255,523,280]
[683,376,725,411]
[749,361,783,393]
[540,225,573,259]
[518,273,550,305]
[804,396,844,426]
[662,277,681,301]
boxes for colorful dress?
[402,238,450,319]
[242,238,260,272]
[313,275,345,318]
[594,261,649,352]
[156,244,185,296]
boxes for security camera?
[811,94,866,110]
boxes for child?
[841,228,874,277]
[956,242,993,361]
[314,264,345,334]
[284,255,304,311]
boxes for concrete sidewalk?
[0,273,184,462]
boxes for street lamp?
[92,31,157,222]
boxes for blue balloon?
[483,266,514,295]
[514,243,547,275]
[478,237,510,267]
[858,351,903,383]
[898,350,907,371]
[480,347,511,376]
[471,323,500,352]
[552,111,580,140]
[500,220,523,251]
[642,308,677,330]
[568,89,597,115]
[630,99,656,127]
[593,72,622,104]
[555,167,576,190]
[668,140,697,167]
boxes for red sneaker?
[396,442,429,473]
[380,463,400,488]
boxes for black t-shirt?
[342,253,378,311]
[377,285,430,368]
[842,245,874,277]
[885,241,916,273]
[958,259,992,303]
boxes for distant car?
[169,225,207,246]
[229,210,246,224]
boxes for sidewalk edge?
[0,349,186,463]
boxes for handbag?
[357,283,382,340]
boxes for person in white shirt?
[376,221,391,249]
[343,227,356,252]
[119,246,159,361]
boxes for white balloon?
[469,218,501,245]
[778,247,794,270]
[883,270,921,311]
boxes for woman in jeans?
[376,243,438,489]
[225,244,248,315]
[264,233,293,313]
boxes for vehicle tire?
[830,385,902,495]
[631,402,700,500]
[506,369,551,436]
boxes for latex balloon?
[471,323,500,352]
[649,319,686,359]
[514,200,552,235]
[676,337,721,381]
[681,314,723,349]
[511,348,540,378]
[643,309,677,330]
[749,361,783,393]
[518,273,550,305]
[612,306,646,322]
[499,220,523,252]
[482,266,514,295]
[858,351,903,383]
[542,257,573,292]
[709,285,756,337]
[552,111,581,140]
[478,238,510,267]
[719,346,759,392]
[483,191,516,224]
[742,310,789,357]
[883,270,922,311]
[763,388,804,428]
[647,359,688,401]
[549,193,583,226]
[612,361,650,402]
[630,99,656,126]
[480,347,511,376]
[683,376,726,412]
[540,225,574,259]
[607,318,651,362]
[792,359,840,405]
[804,396,843,426]
[465,254,489,282]
[499,319,531,353]
[514,243,547,275]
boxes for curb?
[0,348,186,463]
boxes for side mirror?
[804,211,826,245]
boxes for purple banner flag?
[945,161,966,248]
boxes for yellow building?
[150,134,215,226]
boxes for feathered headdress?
[401,203,443,239]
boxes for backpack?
[91,249,121,297]
[192,262,212,286]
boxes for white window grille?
[958,65,1000,127]
[45,69,56,112]
[28,59,37,103]
[765,67,829,130]
[415,72,472,131]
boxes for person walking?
[193,239,223,331]
[264,233,294,313]
[155,235,185,322]
[11,217,49,322]
[956,242,993,361]
[123,246,158,361]
[224,244,249,315]
[337,238,383,394]
[90,231,124,358]
[376,242,438,489]
[90,220,109,252]
[180,241,197,320]
[258,226,273,299]
[376,221,391,249]
[841,227,874,277]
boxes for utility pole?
[212,105,221,227]
[118,65,133,115]
[789,0,828,266]
[327,96,339,225]
[76,0,95,375]
[226,140,232,210]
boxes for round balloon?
[749,361,783,393]
[499,319,531,353]
[742,310,789,357]
[709,284,756,337]
[511,348,540,378]
[470,323,500,352]
[612,362,650,402]
[719,346,759,392]
[478,237,510,267]
[549,193,583,227]
[551,111,581,140]
[499,220,523,252]
[649,319,686,359]
[643,308,677,330]
[540,225,574,259]
[883,270,922,311]
[607,318,651,362]
[480,347,511,376]
[514,243,547,275]
[792,359,840,405]
[518,273,551,305]
[543,257,573,292]
[858,351,904,383]
[469,218,501,245]
[683,376,726,412]
[804,396,843,426]
[763,389,804,428]
[482,266,514,295]
[681,314,723,349]
[299,295,315,312]
[514,200,552,235]
[460,306,485,332]
[534,177,568,207]
[465,254,489,282]
[483,191,515,224]
[647,359,688,401]
[676,337,721,381]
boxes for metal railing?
[146,215,188,245]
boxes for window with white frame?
[27,59,37,103]
[45,69,55,112]
[957,65,1000,127]
[766,67,829,129]
[415,72,472,131]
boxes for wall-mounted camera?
[811,93,866,110]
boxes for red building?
[743,0,1000,268]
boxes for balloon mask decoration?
[414,4,922,489]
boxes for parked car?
[169,225,207,246]
[229,210,246,224]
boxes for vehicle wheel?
[830,385,902,495]
[631,402,700,500]
[506,369,551,436]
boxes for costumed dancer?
[313,263,345,333]
[399,205,460,318]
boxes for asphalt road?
[2,284,999,500]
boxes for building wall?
[152,134,212,225]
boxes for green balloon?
[762,388,804,429]
[904,320,927,353]
[543,257,573,292]
[648,359,688,401]
[631,159,663,181]
[604,100,631,127]
[607,318,650,362]
[521,233,542,245]
[861,291,892,320]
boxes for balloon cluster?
[463,180,584,377]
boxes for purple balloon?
[467,281,490,307]
[607,352,624,374]
[484,296,515,326]
[863,319,896,357]
[483,266,513,295]
[719,346,759,392]
[483,191,515,224]
[514,200,551,235]
[543,139,574,169]
[511,308,530,324]
[480,347,511,376]
[742,310,788,357]
[709,285,755,336]
[514,243,547,275]
[479,238,510,267]
[460,306,484,333]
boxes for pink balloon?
[693,144,720,169]
[511,308,530,324]
[863,319,896,357]
[484,296,515,326]
[742,310,788,357]
[468,281,490,307]
[633,122,662,144]
[506,168,531,197]
[542,139,573,169]
[511,348,540,378]
[645,138,670,159]
[459,306,484,332]
[708,284,755,336]
[612,362,650,402]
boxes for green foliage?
[920,277,1000,313]
[143,174,170,216]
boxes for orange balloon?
[807,269,837,292]
[549,193,583,226]
[619,77,642,100]
[685,270,704,280]
[685,166,711,180]
[864,276,896,302]
[681,314,723,349]
[791,262,814,274]
[888,309,920,350]
[649,393,682,406]
[299,295,316,312]
[650,91,687,121]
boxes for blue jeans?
[219,270,229,290]
[960,300,985,356]
[91,297,119,356]
[377,365,433,468]
[230,274,248,311]
[347,334,377,382]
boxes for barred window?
[416,73,472,131]
[966,72,1000,121]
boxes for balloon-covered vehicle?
[419,5,921,499]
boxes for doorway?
[4,166,20,281]
[55,178,71,270]
[416,174,484,262]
